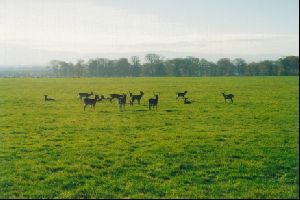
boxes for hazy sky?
[0,0,299,66]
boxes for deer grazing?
[176,91,188,99]
[184,97,191,104]
[109,93,124,102]
[97,95,111,102]
[83,95,99,110]
[129,91,144,106]
[79,92,93,100]
[118,94,127,111]
[149,94,159,110]
[44,95,55,101]
[222,92,234,103]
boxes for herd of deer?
[79,91,157,111]
[44,91,234,111]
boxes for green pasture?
[0,77,298,198]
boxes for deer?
[79,92,93,100]
[222,92,234,103]
[109,93,124,102]
[184,97,191,104]
[83,95,99,110]
[96,95,111,102]
[44,95,55,101]
[97,95,111,102]
[129,91,144,106]
[149,93,159,110]
[96,95,103,102]
[176,91,188,99]
[118,94,127,111]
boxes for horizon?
[0,0,299,66]
[0,53,297,69]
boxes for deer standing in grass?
[176,91,187,99]
[118,94,127,111]
[98,95,112,102]
[149,94,159,110]
[129,91,144,106]
[222,92,234,103]
[109,93,124,102]
[83,95,99,110]
[79,92,93,100]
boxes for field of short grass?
[0,77,299,198]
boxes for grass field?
[0,77,299,198]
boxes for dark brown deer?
[176,91,187,99]
[129,91,144,106]
[184,97,191,104]
[44,95,55,101]
[109,93,123,102]
[222,92,234,103]
[98,95,111,102]
[118,94,127,111]
[83,95,99,110]
[149,94,159,110]
[79,92,93,100]
[97,95,104,102]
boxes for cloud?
[1,33,297,53]
[0,0,298,65]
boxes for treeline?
[0,67,49,78]
[48,54,299,77]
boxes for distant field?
[0,77,298,198]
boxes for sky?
[0,0,299,66]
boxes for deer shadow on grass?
[134,109,148,112]
[97,110,111,113]
[165,109,179,113]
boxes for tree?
[144,53,163,76]
[131,56,140,66]
[171,58,185,76]
[145,53,160,64]
[74,59,85,77]
[48,55,298,77]
[233,58,247,76]
[198,58,213,76]
[87,59,98,77]
[217,58,235,76]
[247,62,260,76]
[154,62,166,76]
[259,60,276,76]
[50,60,61,77]
[116,58,130,76]
[280,56,299,76]
[184,56,199,76]
[130,56,141,76]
